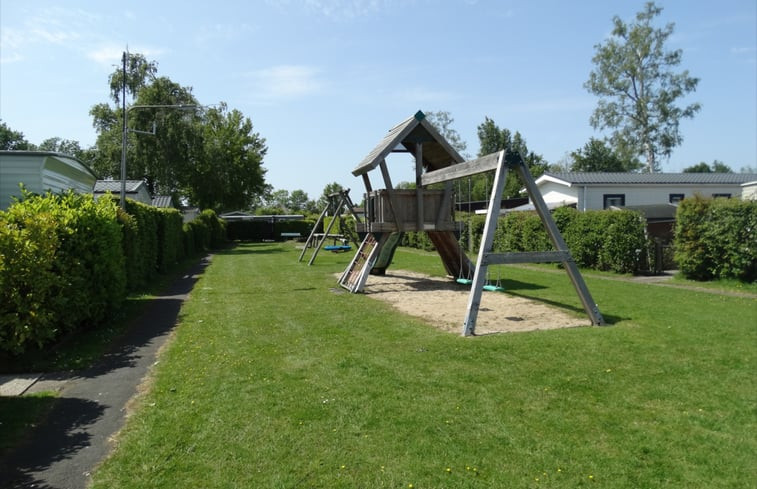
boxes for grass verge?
[90,242,756,488]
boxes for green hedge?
[403,207,647,274]
[0,192,125,354]
[0,193,227,355]
[675,196,756,281]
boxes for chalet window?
[669,193,685,204]
[603,194,625,209]
[712,193,731,199]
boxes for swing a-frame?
[421,149,606,335]
[299,189,362,265]
[339,111,605,336]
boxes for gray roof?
[151,195,174,208]
[352,110,464,177]
[541,172,757,185]
[94,180,146,193]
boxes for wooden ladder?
[339,233,381,293]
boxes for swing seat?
[456,278,473,285]
[483,284,505,292]
[324,245,351,252]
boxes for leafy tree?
[129,77,201,196]
[424,110,468,158]
[474,117,547,199]
[188,103,267,211]
[109,52,158,105]
[317,182,345,209]
[585,2,701,172]
[0,120,32,150]
[288,190,311,213]
[570,138,643,172]
[38,137,87,159]
[90,52,269,210]
[268,189,291,210]
[683,160,733,173]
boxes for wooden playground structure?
[336,111,605,335]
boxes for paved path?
[0,256,209,489]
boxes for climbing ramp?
[339,233,391,292]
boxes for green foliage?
[0,192,124,354]
[0,120,32,150]
[675,196,757,281]
[683,160,733,173]
[156,208,185,273]
[0,188,225,354]
[408,207,646,274]
[571,137,642,172]
[188,103,268,211]
[585,2,700,172]
[123,200,160,289]
[401,231,435,251]
[91,53,269,210]
[475,117,547,198]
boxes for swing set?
[334,111,605,336]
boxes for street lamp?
[119,52,197,209]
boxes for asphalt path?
[0,256,210,489]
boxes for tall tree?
[424,110,468,158]
[570,138,642,172]
[0,121,32,150]
[188,103,267,211]
[585,2,700,172]
[38,137,86,159]
[90,53,268,210]
[317,182,345,209]
[474,117,547,199]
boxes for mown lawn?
[91,242,757,488]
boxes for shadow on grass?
[503,290,628,325]
[218,242,287,255]
[0,397,105,488]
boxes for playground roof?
[351,110,465,177]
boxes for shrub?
[0,191,124,353]
[675,196,757,281]
[157,208,184,273]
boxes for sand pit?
[358,270,590,335]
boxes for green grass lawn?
[90,242,756,488]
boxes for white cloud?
[729,46,756,65]
[86,44,168,69]
[270,0,391,20]
[248,65,323,100]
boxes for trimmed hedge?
[0,192,124,354]
[226,217,312,241]
[0,193,227,355]
[675,196,756,282]
[403,207,648,275]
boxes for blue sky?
[1,0,755,200]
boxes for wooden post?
[380,159,403,231]
[514,159,605,326]
[462,151,507,336]
[299,204,330,262]
[415,142,424,230]
[308,195,345,266]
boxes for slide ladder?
[339,233,382,293]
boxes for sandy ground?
[358,270,590,335]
